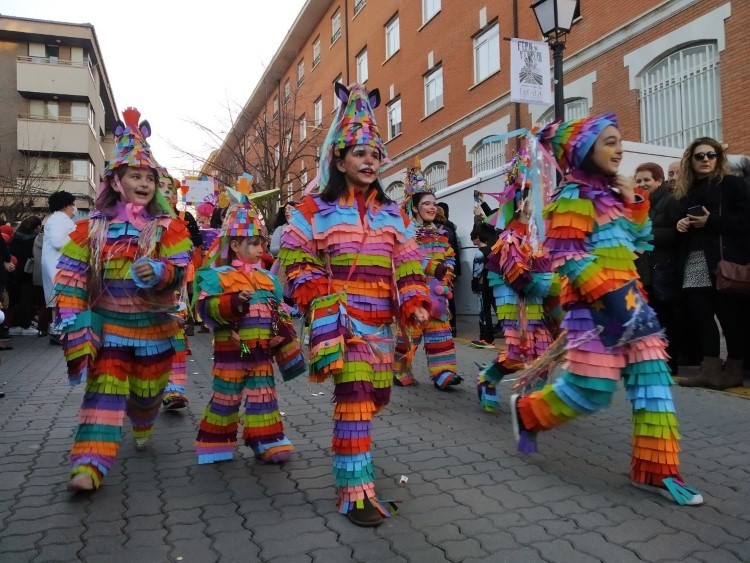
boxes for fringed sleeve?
[195,267,248,329]
[278,198,329,314]
[625,190,654,254]
[154,218,192,291]
[394,210,430,326]
[269,275,306,382]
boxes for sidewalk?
[1,327,749,562]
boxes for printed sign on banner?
[510,38,552,106]
[184,178,215,203]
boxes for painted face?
[635,170,662,193]
[691,143,718,177]
[335,145,382,189]
[231,236,265,264]
[115,166,156,206]
[159,178,178,207]
[590,125,623,176]
[667,162,680,187]
[414,194,437,223]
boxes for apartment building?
[0,14,118,218]
[205,0,747,205]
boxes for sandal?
[631,477,704,506]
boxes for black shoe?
[0,346,13,351]
[347,499,384,527]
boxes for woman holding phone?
[675,138,750,390]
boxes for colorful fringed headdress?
[95,107,171,214]
[315,82,388,193]
[401,158,434,210]
[220,174,268,240]
[537,113,619,172]
[482,150,532,231]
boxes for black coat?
[636,185,682,295]
[440,220,461,277]
[678,174,750,276]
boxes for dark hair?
[228,235,264,262]
[48,190,76,212]
[410,191,435,217]
[274,207,288,230]
[321,146,393,205]
[437,201,449,217]
[634,162,665,183]
[18,215,42,233]
[210,206,227,228]
[471,222,496,245]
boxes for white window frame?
[385,15,400,60]
[333,75,343,110]
[300,170,308,191]
[387,98,402,140]
[284,130,292,155]
[386,181,405,202]
[274,144,280,163]
[639,42,722,148]
[424,65,444,117]
[473,22,500,84]
[314,97,323,126]
[354,0,366,16]
[284,80,291,102]
[331,10,342,44]
[423,0,441,24]
[424,161,448,192]
[470,137,506,176]
[356,49,368,84]
[297,60,305,85]
[313,37,321,68]
[287,175,294,201]
[272,96,279,118]
[299,115,307,141]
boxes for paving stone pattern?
[1,318,749,562]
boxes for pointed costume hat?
[401,157,434,210]
[537,113,618,172]
[315,82,388,193]
[220,174,268,239]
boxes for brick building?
[205,0,746,205]
[0,15,118,218]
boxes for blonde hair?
[674,137,728,200]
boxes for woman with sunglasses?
[675,137,750,390]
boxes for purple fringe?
[517,429,538,454]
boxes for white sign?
[510,38,552,106]
[184,179,214,203]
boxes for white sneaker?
[134,435,152,450]
[20,328,38,336]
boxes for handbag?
[715,192,750,293]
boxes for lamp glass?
[531,0,556,35]
[555,0,579,32]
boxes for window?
[423,0,441,24]
[333,75,343,110]
[474,22,500,83]
[273,96,279,118]
[314,97,323,126]
[284,130,292,154]
[386,181,406,202]
[297,60,305,85]
[424,66,444,116]
[274,144,280,162]
[284,80,291,102]
[385,15,400,59]
[301,170,308,190]
[538,98,589,126]
[356,49,368,83]
[331,10,342,44]
[71,159,90,181]
[30,157,60,177]
[424,162,448,191]
[29,99,59,119]
[639,43,721,148]
[470,137,506,176]
[354,0,366,16]
[287,175,294,201]
[387,98,402,140]
[313,37,321,68]
[299,115,307,141]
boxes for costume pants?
[70,342,174,487]
[163,326,188,401]
[332,323,393,516]
[393,319,457,387]
[517,332,680,487]
[196,356,290,464]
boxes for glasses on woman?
[693,151,718,161]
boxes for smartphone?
[473,190,481,205]
[687,205,705,216]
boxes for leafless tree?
[0,151,68,223]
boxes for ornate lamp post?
[531,0,579,121]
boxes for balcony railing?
[17,55,95,82]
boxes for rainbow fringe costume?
[479,220,561,410]
[55,215,191,488]
[280,188,430,516]
[394,222,458,388]
[194,264,305,464]
[515,169,689,488]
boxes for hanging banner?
[510,38,552,106]
[183,176,217,204]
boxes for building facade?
[0,15,118,218]
[206,0,747,205]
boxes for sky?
[1,0,307,178]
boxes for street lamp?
[531,0,579,121]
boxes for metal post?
[551,39,566,121]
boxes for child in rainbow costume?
[477,149,561,412]
[55,108,192,491]
[280,83,430,527]
[510,114,703,506]
[393,161,460,389]
[194,175,305,465]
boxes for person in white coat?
[42,191,76,341]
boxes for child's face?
[231,236,264,264]
[117,167,156,206]
[591,126,623,176]
[159,179,178,206]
